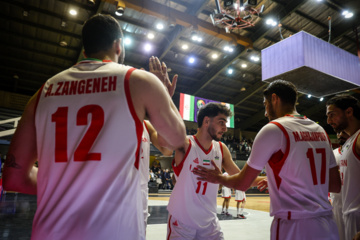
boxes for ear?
[203,116,210,126]
[114,39,121,55]
[346,107,353,117]
[271,93,278,104]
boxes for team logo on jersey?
[214,156,220,161]
[203,159,210,165]
[193,158,199,164]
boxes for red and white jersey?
[338,129,360,215]
[167,135,223,229]
[33,60,145,240]
[330,148,342,210]
[140,122,151,190]
[247,115,336,219]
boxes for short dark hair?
[197,102,232,128]
[326,94,360,120]
[263,80,298,106]
[82,14,123,56]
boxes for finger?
[149,56,155,72]
[161,62,167,75]
[154,57,161,72]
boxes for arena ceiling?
[0,0,360,137]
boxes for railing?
[0,117,21,137]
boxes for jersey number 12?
[51,105,104,162]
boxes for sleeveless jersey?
[330,148,342,212]
[338,129,360,215]
[140,121,151,226]
[167,135,223,229]
[33,60,145,240]
[140,122,151,191]
[251,116,337,219]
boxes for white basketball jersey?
[33,60,145,240]
[140,122,151,190]
[167,135,223,229]
[338,129,360,215]
[264,116,336,219]
[221,172,231,198]
[330,148,342,211]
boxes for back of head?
[82,14,123,56]
[327,94,360,120]
[263,80,298,106]
[197,102,232,128]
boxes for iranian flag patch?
[203,159,210,165]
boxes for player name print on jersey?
[292,131,327,142]
[45,76,117,97]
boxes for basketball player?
[194,80,341,240]
[221,172,232,215]
[166,102,241,240]
[235,190,246,219]
[330,131,349,240]
[326,95,360,240]
[2,14,186,240]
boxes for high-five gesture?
[149,56,178,97]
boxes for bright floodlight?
[228,47,234,52]
[224,46,229,51]
[124,37,132,46]
[189,57,195,63]
[156,23,164,30]
[144,43,152,52]
[181,44,189,50]
[241,63,247,68]
[211,53,218,59]
[69,9,77,16]
[307,94,312,98]
[320,97,324,102]
[191,35,198,41]
[228,68,233,74]
[147,33,155,39]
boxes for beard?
[266,103,276,121]
[208,125,222,141]
[332,116,348,133]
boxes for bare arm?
[221,142,240,175]
[329,166,341,193]
[2,92,39,194]
[129,69,186,149]
[145,120,173,156]
[193,161,261,191]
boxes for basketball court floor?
[0,191,272,239]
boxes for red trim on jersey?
[193,135,213,154]
[235,199,245,202]
[338,147,341,154]
[143,121,150,135]
[172,138,192,176]
[287,211,291,220]
[325,132,332,146]
[222,196,231,199]
[268,122,290,189]
[179,93,184,118]
[124,67,143,169]
[276,218,280,240]
[352,131,360,161]
[219,141,224,160]
[34,84,45,118]
[167,215,172,240]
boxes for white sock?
[237,208,240,214]
[240,208,244,214]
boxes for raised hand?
[192,160,222,184]
[257,178,269,193]
[149,56,178,97]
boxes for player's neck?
[87,51,117,62]
[194,131,213,151]
[345,120,360,137]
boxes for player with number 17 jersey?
[33,60,145,240]
[167,135,223,229]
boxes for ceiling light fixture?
[189,57,195,63]
[182,44,189,50]
[115,7,125,16]
[241,63,247,68]
[211,53,218,59]
[250,56,260,62]
[320,97,324,102]
[307,94,312,98]
[228,68,233,74]
[342,10,354,18]
[156,23,164,30]
[266,18,277,26]
[144,43,152,52]
[124,37,131,46]
[147,33,155,39]
[69,9,77,16]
